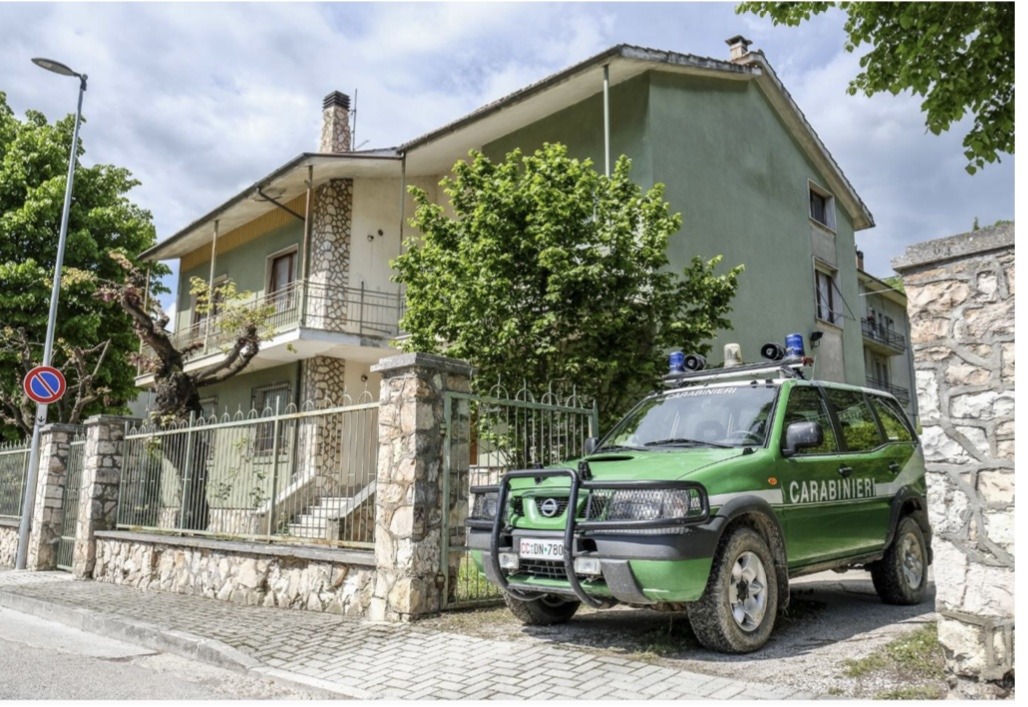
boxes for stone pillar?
[25,423,79,570]
[369,352,473,622]
[893,222,1015,698]
[72,415,135,580]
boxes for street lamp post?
[14,58,88,570]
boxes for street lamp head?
[32,57,80,77]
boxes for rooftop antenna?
[351,88,370,151]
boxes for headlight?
[471,490,499,520]
[587,487,707,522]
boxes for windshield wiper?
[594,443,646,452]
[643,437,734,449]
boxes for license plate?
[519,538,564,561]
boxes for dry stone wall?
[893,223,1014,698]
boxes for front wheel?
[871,516,928,605]
[503,592,580,625]
[687,528,778,653]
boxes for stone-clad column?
[893,222,1014,698]
[72,415,136,579]
[369,353,473,622]
[25,423,79,570]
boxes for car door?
[821,387,892,553]
[776,383,850,566]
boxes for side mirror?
[584,437,599,455]
[782,421,823,457]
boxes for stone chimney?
[856,248,865,271]
[320,91,351,153]
[725,35,753,62]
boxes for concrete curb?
[0,588,367,699]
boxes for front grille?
[516,560,567,580]
[532,496,570,517]
[511,497,524,516]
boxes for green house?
[138,39,902,420]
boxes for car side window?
[825,389,883,452]
[870,397,914,442]
[781,386,838,454]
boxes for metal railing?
[0,439,30,518]
[866,377,910,404]
[861,319,906,352]
[441,383,599,609]
[144,281,404,366]
[117,395,379,548]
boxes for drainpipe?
[203,219,219,354]
[300,164,314,327]
[396,153,407,328]
[603,64,611,177]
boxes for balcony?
[866,377,910,405]
[861,319,906,355]
[137,281,403,382]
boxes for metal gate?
[56,432,86,571]
[441,386,598,609]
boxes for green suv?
[466,351,931,653]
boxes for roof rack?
[662,356,808,387]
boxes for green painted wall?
[482,69,868,385]
[198,363,301,418]
[177,220,303,332]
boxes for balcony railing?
[143,281,403,367]
[866,377,910,404]
[861,319,906,353]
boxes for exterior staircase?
[286,481,376,540]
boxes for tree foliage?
[738,2,1014,174]
[395,143,743,426]
[0,92,160,440]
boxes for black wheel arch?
[885,490,933,564]
[712,495,790,611]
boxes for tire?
[687,528,778,653]
[871,516,928,605]
[503,592,580,625]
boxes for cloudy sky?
[0,2,1015,308]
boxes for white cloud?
[0,0,1013,306]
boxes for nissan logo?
[539,498,560,517]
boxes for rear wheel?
[503,592,580,625]
[871,516,928,605]
[687,528,778,653]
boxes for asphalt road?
[0,607,328,700]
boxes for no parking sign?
[23,365,66,405]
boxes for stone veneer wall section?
[25,424,79,570]
[893,222,1014,697]
[369,353,473,622]
[306,179,353,330]
[92,532,376,615]
[0,519,18,567]
[72,416,136,579]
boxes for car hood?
[516,447,749,488]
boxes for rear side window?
[871,397,915,442]
[781,386,838,455]
[825,389,883,452]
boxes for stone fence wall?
[893,222,1014,698]
[0,518,18,567]
[4,352,475,624]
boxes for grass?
[634,616,693,659]
[841,622,946,699]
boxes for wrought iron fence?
[0,439,30,518]
[117,394,379,548]
[442,383,599,609]
[56,432,86,570]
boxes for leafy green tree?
[395,143,743,426]
[738,2,1014,174]
[0,92,160,440]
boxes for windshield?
[599,384,779,450]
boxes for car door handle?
[888,462,901,474]
[838,466,853,478]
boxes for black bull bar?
[466,467,709,608]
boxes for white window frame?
[266,245,299,294]
[808,180,837,232]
